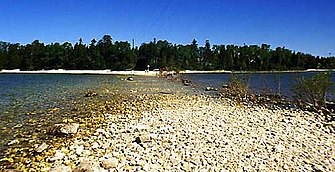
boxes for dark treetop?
[1,35,334,71]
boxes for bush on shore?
[220,73,259,104]
[292,72,334,120]
[226,73,250,97]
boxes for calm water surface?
[0,74,120,114]
[185,72,335,100]
[0,74,124,150]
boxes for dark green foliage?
[0,36,334,71]
[292,73,334,108]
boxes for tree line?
[0,35,334,71]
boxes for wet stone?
[36,142,49,153]
[51,123,79,135]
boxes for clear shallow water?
[0,74,120,114]
[0,74,125,141]
[0,73,195,126]
[0,74,196,151]
[185,72,335,101]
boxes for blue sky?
[0,0,334,57]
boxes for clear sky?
[0,0,334,57]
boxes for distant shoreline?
[0,69,159,76]
[0,69,333,75]
[180,69,334,74]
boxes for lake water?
[185,72,335,101]
[0,74,120,116]
[0,73,195,155]
[0,74,125,154]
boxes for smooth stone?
[101,157,119,169]
[276,144,285,152]
[150,164,160,170]
[76,145,84,155]
[140,134,151,142]
[54,123,79,134]
[126,77,134,81]
[8,139,20,145]
[50,165,72,172]
[143,163,150,171]
[183,162,191,171]
[74,159,94,172]
[49,150,65,161]
[36,142,49,153]
[133,124,149,131]
[82,150,92,156]
[91,142,99,149]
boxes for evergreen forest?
[0,35,334,71]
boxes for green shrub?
[292,72,334,108]
[226,73,251,97]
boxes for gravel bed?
[45,94,335,171]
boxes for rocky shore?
[1,76,335,171]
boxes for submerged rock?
[50,123,79,135]
[182,78,192,86]
[205,86,218,91]
[8,139,20,145]
[126,76,134,81]
[84,91,98,97]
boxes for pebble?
[49,150,65,162]
[101,157,119,169]
[52,123,79,135]
[74,159,94,172]
[8,139,20,145]
[36,142,49,153]
[76,145,84,155]
[50,165,72,172]
[143,163,150,171]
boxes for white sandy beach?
[0,69,160,76]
